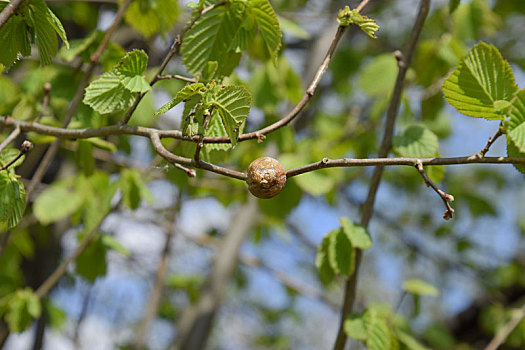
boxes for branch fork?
[414,160,454,220]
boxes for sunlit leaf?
[505,89,525,152]
[210,85,251,146]
[403,279,439,296]
[83,72,135,114]
[393,124,439,158]
[0,173,25,228]
[340,218,372,250]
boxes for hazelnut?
[246,157,286,199]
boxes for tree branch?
[477,125,504,158]
[484,302,525,350]
[0,140,33,171]
[0,126,20,153]
[332,1,430,349]
[0,0,24,29]
[414,160,454,220]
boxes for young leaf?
[393,124,439,158]
[442,42,518,120]
[507,140,525,175]
[340,218,372,250]
[33,180,84,225]
[0,16,31,67]
[0,173,26,229]
[344,309,392,350]
[124,0,180,38]
[154,83,205,117]
[344,314,368,341]
[358,54,398,96]
[115,49,151,93]
[315,234,336,285]
[101,234,130,257]
[181,4,243,76]
[47,7,69,49]
[505,89,525,152]
[76,235,107,282]
[209,85,251,146]
[30,0,60,65]
[2,289,41,333]
[83,71,135,114]
[327,228,354,276]
[251,0,282,59]
[397,331,431,350]
[403,279,440,296]
[337,7,379,38]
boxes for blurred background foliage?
[1,0,525,349]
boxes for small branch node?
[174,163,197,177]
[415,160,455,221]
[322,157,330,164]
[255,132,266,143]
[393,50,405,67]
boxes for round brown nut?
[246,157,286,199]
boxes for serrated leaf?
[393,125,439,158]
[340,218,372,250]
[31,0,59,65]
[345,309,391,350]
[251,0,282,59]
[204,110,233,152]
[327,228,354,276]
[0,15,31,67]
[83,71,135,114]
[33,181,84,225]
[47,7,69,49]
[315,234,336,285]
[0,173,26,229]
[403,279,439,296]
[155,83,205,116]
[116,50,151,92]
[505,89,525,152]
[181,4,242,76]
[124,0,179,38]
[442,42,518,120]
[507,139,525,175]
[210,85,251,146]
[337,7,379,38]
[0,149,24,169]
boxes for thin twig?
[0,126,20,153]
[0,141,33,171]
[156,74,197,83]
[332,1,430,349]
[477,126,504,158]
[121,1,226,125]
[414,160,454,220]
[25,0,133,201]
[484,302,525,350]
[0,0,24,29]
[194,108,212,163]
[34,83,52,124]
[173,163,197,177]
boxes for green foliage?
[76,234,108,282]
[315,218,372,285]
[403,279,439,297]
[119,168,153,210]
[449,0,461,14]
[0,0,68,67]
[33,178,85,225]
[505,89,525,153]
[442,42,518,120]
[393,125,439,158]
[337,6,379,38]
[124,0,180,38]
[83,50,150,114]
[0,171,25,229]
[0,288,41,333]
[344,308,392,350]
[181,0,281,76]
[358,54,398,96]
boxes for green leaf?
[403,279,439,296]
[358,54,398,96]
[449,0,461,14]
[33,180,84,225]
[339,218,372,250]
[442,42,518,120]
[315,234,336,285]
[337,7,379,38]
[181,4,243,76]
[83,71,135,114]
[2,289,41,333]
[393,124,439,158]
[115,49,151,93]
[0,173,26,229]
[251,0,282,59]
[344,315,368,341]
[120,168,153,210]
[101,234,130,257]
[75,140,95,176]
[327,228,354,276]
[397,331,431,350]
[30,0,60,65]
[124,0,179,38]
[47,7,69,49]
[0,148,25,169]
[155,83,205,117]
[507,139,525,175]
[209,85,251,146]
[44,301,66,330]
[76,235,107,282]
[505,89,525,152]
[0,15,31,67]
